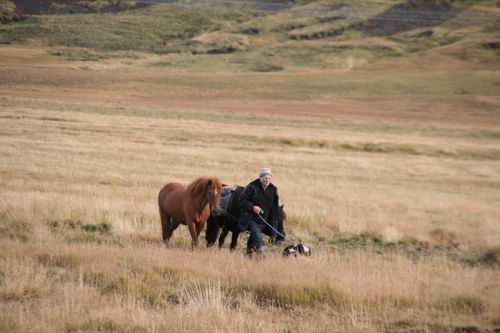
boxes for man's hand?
[252,205,262,215]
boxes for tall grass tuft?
[0,211,33,242]
[251,281,347,308]
[180,280,231,311]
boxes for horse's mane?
[186,177,223,211]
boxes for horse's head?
[187,177,224,215]
[207,177,223,215]
[278,204,286,224]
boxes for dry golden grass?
[1,42,499,332]
[0,238,499,332]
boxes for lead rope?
[256,210,287,240]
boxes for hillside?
[1,0,499,71]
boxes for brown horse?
[158,177,223,248]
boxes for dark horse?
[205,185,286,250]
[158,177,223,248]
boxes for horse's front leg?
[195,222,205,245]
[187,221,199,249]
[230,230,240,251]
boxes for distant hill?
[1,0,499,71]
[11,0,155,14]
[10,0,293,15]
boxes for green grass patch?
[328,232,462,260]
[47,218,111,234]
[47,218,115,244]
[287,18,361,40]
[329,232,382,248]
[0,4,254,52]
[81,222,112,234]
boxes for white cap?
[259,167,272,177]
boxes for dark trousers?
[247,219,265,252]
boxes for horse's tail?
[158,185,174,243]
[158,185,167,212]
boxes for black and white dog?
[283,243,311,257]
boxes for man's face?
[260,175,272,188]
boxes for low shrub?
[0,0,16,23]
[47,218,82,231]
[118,1,137,11]
[476,246,500,268]
[49,2,67,13]
[81,222,111,234]
[251,63,284,72]
[464,246,500,268]
[77,0,110,13]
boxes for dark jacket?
[238,179,279,235]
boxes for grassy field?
[1,0,500,332]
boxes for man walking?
[238,167,280,257]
